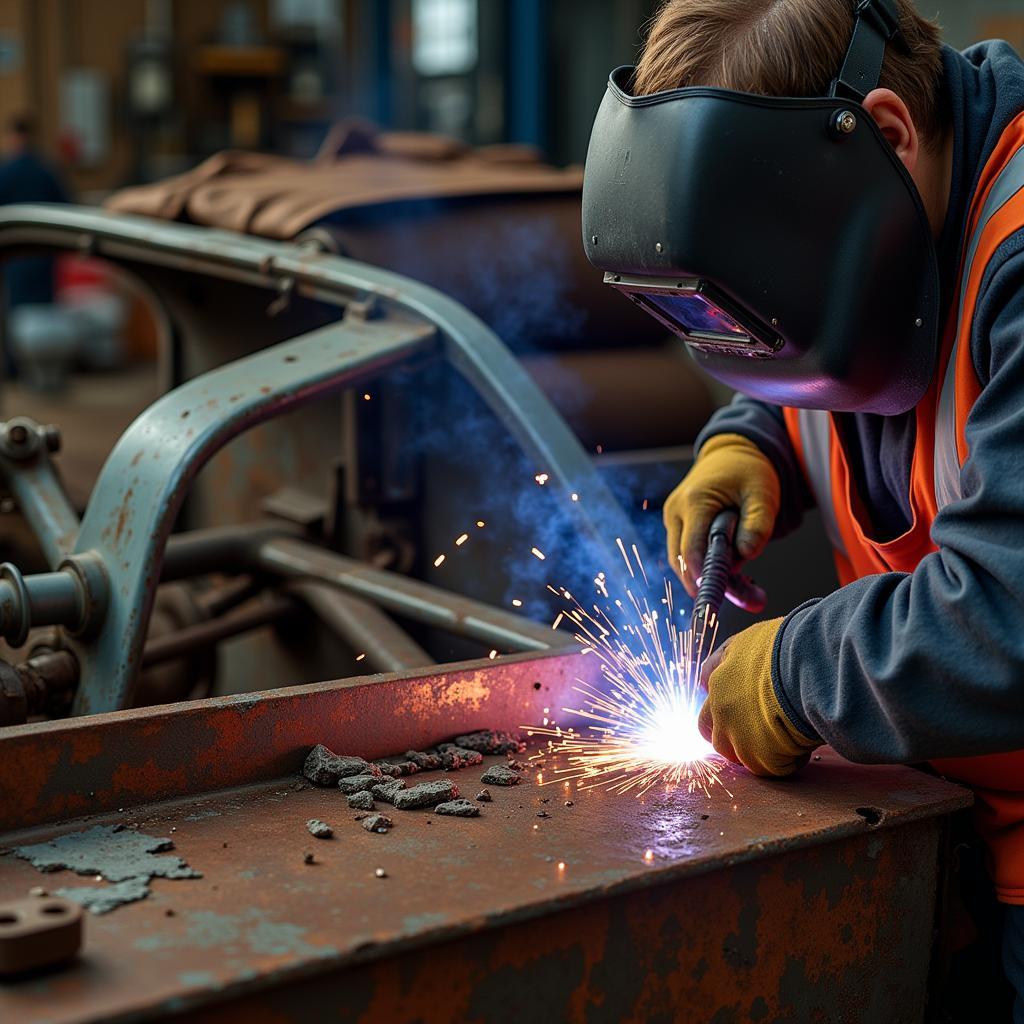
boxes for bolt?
[835,110,857,135]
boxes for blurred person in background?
[0,113,75,388]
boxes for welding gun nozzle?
[693,508,740,625]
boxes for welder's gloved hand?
[697,617,819,777]
[663,433,780,610]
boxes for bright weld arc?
[524,542,731,800]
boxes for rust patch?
[112,488,134,548]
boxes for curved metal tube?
[68,315,433,713]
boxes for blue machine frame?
[0,204,645,715]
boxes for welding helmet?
[582,0,940,414]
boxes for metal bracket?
[0,418,77,569]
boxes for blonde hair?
[635,0,944,145]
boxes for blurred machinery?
[0,130,833,720]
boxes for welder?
[581,0,1024,1014]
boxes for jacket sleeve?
[773,245,1024,762]
[695,394,812,538]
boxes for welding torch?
[689,507,768,665]
[690,508,739,650]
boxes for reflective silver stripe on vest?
[796,408,848,558]
[934,143,1024,510]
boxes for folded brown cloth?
[106,120,581,240]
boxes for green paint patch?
[179,971,218,989]
[135,907,338,961]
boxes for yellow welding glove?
[664,433,780,604]
[697,617,819,777]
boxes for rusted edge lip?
[0,646,586,741]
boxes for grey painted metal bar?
[2,459,79,569]
[67,316,436,714]
[0,569,84,645]
[160,523,301,582]
[0,419,79,569]
[140,594,297,669]
[261,536,563,653]
[288,580,433,673]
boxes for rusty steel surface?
[0,651,971,1022]
[142,819,945,1024]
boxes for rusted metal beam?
[0,649,971,1023]
[0,649,590,832]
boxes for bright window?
[412,0,478,77]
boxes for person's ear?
[861,88,919,175]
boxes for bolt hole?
[533,682,542,690]
[854,806,885,827]
[0,913,19,925]
[284,355,298,363]
[41,904,66,915]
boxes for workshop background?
[0,0,1019,187]
[0,0,1014,695]
[0,0,1015,576]
[0,0,1018,682]
[0,3,1017,1021]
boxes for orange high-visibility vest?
[783,113,1024,905]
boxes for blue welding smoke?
[328,200,693,644]
[396,273,683,637]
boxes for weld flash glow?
[526,540,728,799]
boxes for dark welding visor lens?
[640,290,750,342]
[605,274,780,356]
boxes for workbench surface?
[0,652,972,1022]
